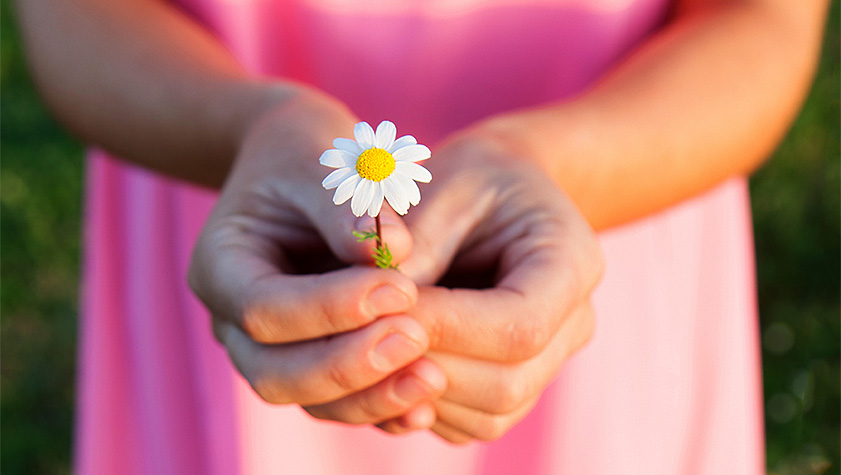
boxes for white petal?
[354,122,376,150]
[392,144,431,162]
[322,167,355,189]
[374,121,396,150]
[333,138,363,155]
[319,149,356,168]
[383,177,410,215]
[388,135,417,153]
[351,179,376,217]
[395,161,432,183]
[333,175,360,205]
[367,182,385,217]
[393,172,421,205]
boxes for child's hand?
[188,92,446,425]
[376,134,604,441]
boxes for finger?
[191,223,418,342]
[429,420,473,445]
[428,303,594,414]
[376,403,439,435]
[241,266,420,343]
[219,315,429,406]
[304,358,447,425]
[397,176,495,285]
[308,186,414,266]
[433,397,539,442]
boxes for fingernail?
[353,216,376,232]
[371,331,425,372]
[378,214,403,226]
[355,214,401,229]
[394,365,447,403]
[366,285,411,317]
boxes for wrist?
[224,85,358,192]
[456,111,557,176]
[233,82,356,152]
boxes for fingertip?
[375,211,414,264]
[365,283,412,317]
[353,208,413,263]
[382,268,419,305]
[383,314,430,353]
[376,418,414,435]
[397,403,437,430]
[407,358,448,396]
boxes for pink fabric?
[75,0,764,473]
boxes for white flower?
[320,120,432,217]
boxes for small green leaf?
[351,229,397,269]
[373,242,398,269]
[352,229,379,242]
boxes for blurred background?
[1,1,838,473]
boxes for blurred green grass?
[1,0,838,473]
[753,3,840,472]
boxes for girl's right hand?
[188,89,447,427]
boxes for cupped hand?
[188,90,446,427]
[376,134,604,442]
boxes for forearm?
[474,0,828,230]
[16,0,308,187]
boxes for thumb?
[399,183,493,285]
[307,197,414,267]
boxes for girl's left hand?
[308,133,604,442]
[397,135,603,442]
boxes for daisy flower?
[320,120,431,217]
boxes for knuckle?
[355,390,397,424]
[424,306,447,350]
[472,415,511,442]
[332,295,372,334]
[504,318,550,362]
[316,294,345,333]
[251,375,287,405]
[240,302,277,343]
[324,359,360,395]
[316,275,374,332]
[491,372,529,414]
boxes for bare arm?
[18,0,454,429]
[374,0,830,440]
[16,0,317,187]
[472,0,829,230]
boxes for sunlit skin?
[17,0,829,443]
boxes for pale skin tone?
[17,0,828,444]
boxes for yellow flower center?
[356,148,395,182]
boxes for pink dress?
[76,0,765,473]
